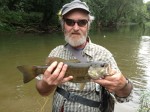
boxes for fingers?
[50,62,64,81]
[93,78,116,92]
[44,61,58,77]
[61,76,73,83]
[43,61,72,86]
[109,69,117,76]
[93,78,112,87]
[53,63,68,82]
[92,69,123,92]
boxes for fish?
[17,57,110,84]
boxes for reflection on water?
[136,36,150,89]
[129,36,150,112]
[0,26,150,112]
[131,36,150,90]
[15,84,24,99]
[126,36,150,112]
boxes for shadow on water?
[0,25,150,112]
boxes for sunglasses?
[63,18,88,27]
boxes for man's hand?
[43,61,73,86]
[36,61,73,96]
[92,69,132,97]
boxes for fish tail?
[17,65,39,83]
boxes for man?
[36,0,133,112]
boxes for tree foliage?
[0,0,149,31]
[86,0,149,28]
[146,1,150,19]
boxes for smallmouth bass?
[17,57,110,83]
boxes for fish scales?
[17,57,110,83]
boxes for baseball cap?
[60,0,90,16]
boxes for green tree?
[21,0,70,31]
[86,0,147,28]
[0,0,150,31]
[146,1,150,20]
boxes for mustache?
[71,30,81,34]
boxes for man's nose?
[73,23,80,31]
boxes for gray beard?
[65,34,87,47]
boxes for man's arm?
[114,76,133,97]
[36,80,56,96]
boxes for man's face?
[63,10,89,47]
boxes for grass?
[138,90,150,112]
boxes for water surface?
[0,25,150,112]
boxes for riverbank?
[1,10,149,33]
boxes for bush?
[138,90,150,112]
[145,22,150,28]
[0,9,42,30]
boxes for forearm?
[36,80,56,96]
[115,78,133,97]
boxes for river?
[0,25,150,112]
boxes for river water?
[0,25,150,112]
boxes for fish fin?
[45,57,80,65]
[79,83,86,90]
[17,65,37,83]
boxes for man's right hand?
[43,61,73,86]
[36,61,73,96]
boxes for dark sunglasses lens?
[64,19,88,27]
[65,19,75,26]
[78,20,88,27]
